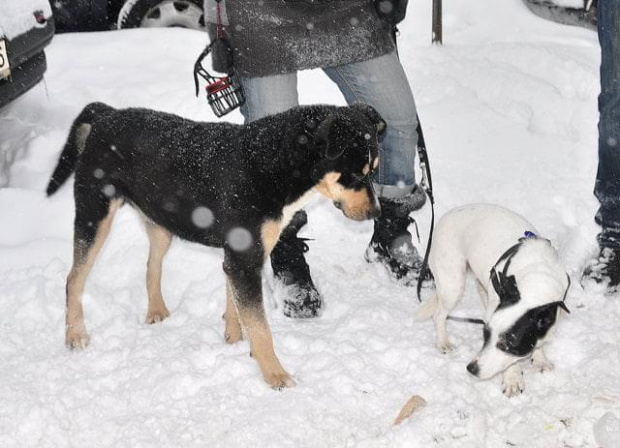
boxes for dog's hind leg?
[224,250,294,388]
[224,280,243,344]
[433,272,466,354]
[144,221,172,324]
[65,198,122,349]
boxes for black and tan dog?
[46,102,384,388]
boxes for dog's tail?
[414,293,438,321]
[46,102,115,196]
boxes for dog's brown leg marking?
[228,281,295,388]
[224,280,243,344]
[144,221,172,324]
[65,199,121,349]
[261,219,281,259]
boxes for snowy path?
[0,0,617,446]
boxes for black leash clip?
[193,39,245,118]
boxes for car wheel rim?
[140,1,204,29]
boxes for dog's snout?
[334,200,343,210]
[466,360,480,377]
[367,206,381,220]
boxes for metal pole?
[432,0,443,45]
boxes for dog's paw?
[146,307,170,324]
[223,312,243,344]
[225,328,243,344]
[436,341,454,354]
[264,370,296,389]
[502,370,525,397]
[531,356,554,373]
[66,327,90,350]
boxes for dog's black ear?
[316,114,347,160]
[491,269,521,309]
[352,103,387,136]
[533,302,559,330]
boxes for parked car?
[522,0,597,30]
[0,0,55,108]
[51,0,204,33]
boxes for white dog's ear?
[556,301,570,314]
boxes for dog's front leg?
[501,363,525,397]
[433,297,453,354]
[224,251,295,388]
[531,347,554,373]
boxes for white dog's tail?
[415,294,438,321]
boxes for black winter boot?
[365,186,427,285]
[271,210,322,318]
[582,246,620,293]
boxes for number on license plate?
[0,39,10,79]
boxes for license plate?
[0,39,10,79]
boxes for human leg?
[583,0,620,291]
[324,52,426,284]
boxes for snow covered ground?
[0,0,618,446]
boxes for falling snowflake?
[93,168,104,179]
[378,1,394,14]
[192,207,214,229]
[227,227,253,252]
[102,184,115,197]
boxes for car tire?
[117,0,204,30]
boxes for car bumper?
[0,18,54,108]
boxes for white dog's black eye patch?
[496,302,559,357]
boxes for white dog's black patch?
[496,301,560,357]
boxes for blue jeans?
[239,51,418,200]
[595,0,620,248]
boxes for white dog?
[416,204,570,396]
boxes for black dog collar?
[490,232,570,313]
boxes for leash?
[415,117,435,302]
[447,315,485,325]
[390,24,436,303]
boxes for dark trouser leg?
[583,0,620,291]
[595,0,620,248]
